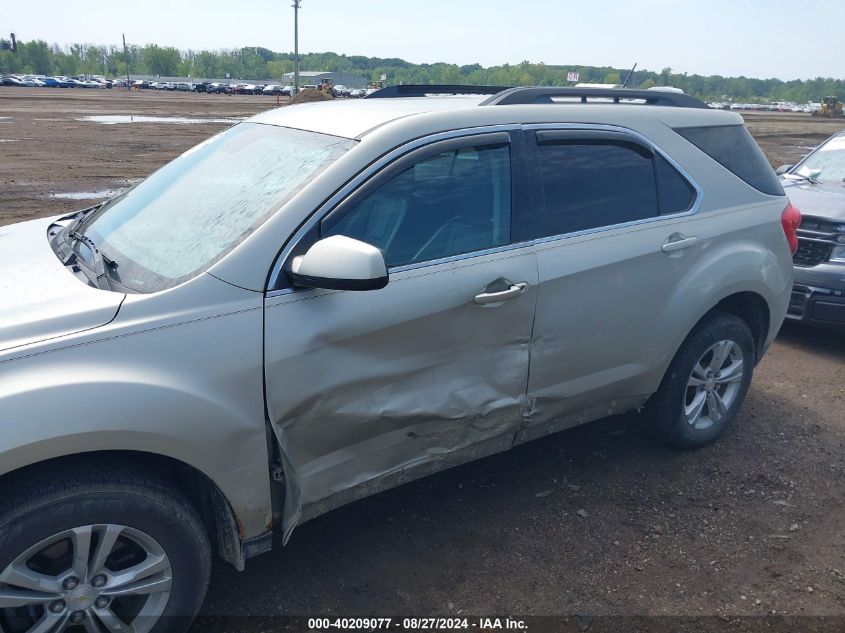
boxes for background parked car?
[17,75,45,87]
[778,130,845,325]
[41,77,70,88]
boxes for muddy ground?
[0,88,843,629]
[0,88,279,225]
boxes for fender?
[0,290,274,541]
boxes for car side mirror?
[289,235,388,291]
[775,164,793,175]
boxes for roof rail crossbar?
[479,87,709,109]
[364,84,512,99]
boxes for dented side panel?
[264,248,538,527]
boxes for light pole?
[292,0,301,93]
[122,33,130,90]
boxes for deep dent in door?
[266,276,536,543]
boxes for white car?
[18,76,45,87]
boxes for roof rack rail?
[364,84,511,99]
[479,87,709,109]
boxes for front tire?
[648,312,755,449]
[0,468,211,633]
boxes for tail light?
[781,201,802,255]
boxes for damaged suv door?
[263,130,538,522]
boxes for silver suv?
[0,86,797,632]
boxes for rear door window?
[528,130,700,239]
[531,133,658,237]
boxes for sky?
[5,0,844,80]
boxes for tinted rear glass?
[675,125,783,196]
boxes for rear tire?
[0,467,211,633]
[648,312,755,449]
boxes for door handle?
[474,282,528,305]
[661,235,698,253]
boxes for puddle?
[51,189,124,200]
[80,115,238,125]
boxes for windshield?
[79,123,354,292]
[793,134,845,185]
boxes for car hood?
[782,178,845,222]
[0,216,124,353]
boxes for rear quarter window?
[656,154,696,214]
[675,125,783,196]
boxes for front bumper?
[787,266,845,324]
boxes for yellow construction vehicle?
[317,78,334,93]
[816,96,844,117]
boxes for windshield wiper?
[788,172,820,185]
[63,228,119,291]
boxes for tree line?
[1,37,843,103]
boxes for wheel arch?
[710,291,771,363]
[648,286,776,405]
[0,450,265,571]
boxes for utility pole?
[292,0,301,93]
[122,33,130,89]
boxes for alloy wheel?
[684,339,744,431]
[0,524,172,633]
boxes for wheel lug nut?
[62,576,79,590]
[95,596,110,609]
[92,574,107,588]
[49,600,66,614]
[70,611,85,624]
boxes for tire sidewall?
[0,486,210,633]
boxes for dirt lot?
[0,88,277,225]
[0,88,843,629]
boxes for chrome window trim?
[522,123,704,246]
[266,122,705,297]
[267,124,520,291]
[387,239,534,274]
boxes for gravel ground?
[0,88,842,630]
